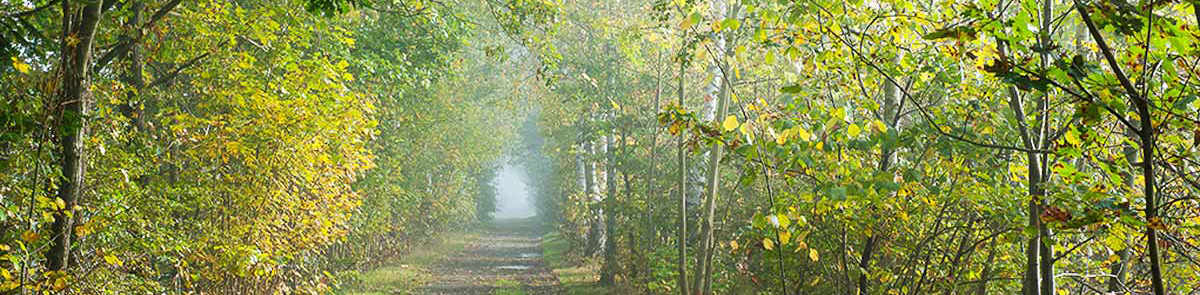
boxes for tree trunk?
[118,1,147,132]
[600,118,619,285]
[1137,105,1165,295]
[1035,1,1055,293]
[46,0,105,271]
[675,41,690,295]
[992,1,1046,293]
[693,2,736,293]
[857,52,903,295]
[975,235,999,295]
[1106,134,1138,293]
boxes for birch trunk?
[693,1,736,293]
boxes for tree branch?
[147,52,210,88]
[1072,0,1146,104]
[92,0,184,73]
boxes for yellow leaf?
[793,127,811,142]
[794,241,808,253]
[65,34,80,47]
[11,57,30,74]
[679,17,694,31]
[104,254,123,266]
[722,115,739,131]
[21,231,39,243]
[779,231,791,245]
[52,277,67,291]
[762,238,774,250]
[847,123,861,137]
[809,248,820,261]
[730,240,739,250]
[776,213,791,228]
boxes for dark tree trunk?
[46,0,104,271]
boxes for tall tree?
[46,0,105,271]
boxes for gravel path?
[416,218,563,295]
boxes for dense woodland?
[2,0,1199,294]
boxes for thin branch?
[1012,63,1141,133]
[147,52,211,88]
[1052,235,1096,263]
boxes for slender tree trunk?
[118,1,147,132]
[992,1,1045,293]
[600,116,619,285]
[975,234,999,295]
[47,0,104,271]
[857,52,903,295]
[1137,105,1165,295]
[1105,135,1137,293]
[693,2,737,293]
[1035,2,1055,294]
[645,53,665,245]
[1132,81,1165,295]
[1073,3,1167,290]
[676,44,690,295]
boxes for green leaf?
[828,186,848,201]
[720,19,740,31]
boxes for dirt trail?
[416,218,563,295]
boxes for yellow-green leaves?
[776,126,812,144]
[10,57,30,74]
[718,18,740,32]
[103,254,123,267]
[847,123,861,138]
[722,115,739,131]
[680,11,702,31]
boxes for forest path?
[416,217,562,295]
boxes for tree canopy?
[1,0,1197,294]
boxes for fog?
[492,162,537,219]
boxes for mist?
[491,162,537,219]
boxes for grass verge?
[540,230,615,295]
[341,228,480,295]
[493,278,527,295]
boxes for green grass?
[344,228,480,295]
[493,279,527,295]
[540,230,617,295]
